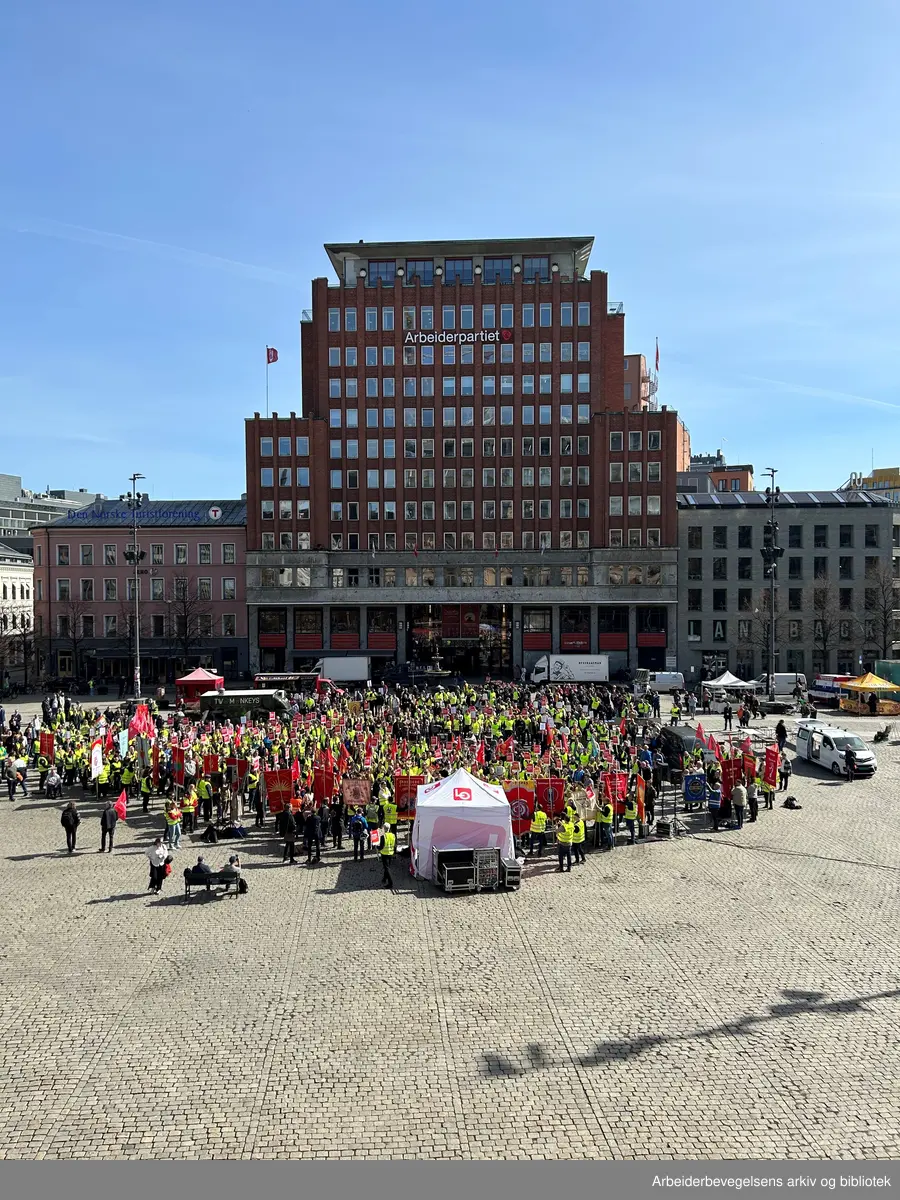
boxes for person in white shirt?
[146,838,168,893]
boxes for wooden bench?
[183,868,239,900]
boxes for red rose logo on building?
[501,329,513,342]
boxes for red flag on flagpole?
[475,741,485,765]
[266,347,278,364]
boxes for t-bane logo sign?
[404,330,511,345]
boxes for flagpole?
[265,348,270,418]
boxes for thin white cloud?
[742,375,900,414]
[9,217,303,288]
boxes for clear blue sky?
[2,0,898,500]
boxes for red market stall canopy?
[176,667,224,707]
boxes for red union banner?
[536,777,565,817]
[504,780,535,836]
[764,744,780,788]
[395,774,424,821]
[39,731,55,763]
[743,751,757,783]
[602,771,629,815]
[313,767,334,805]
[264,768,293,814]
[203,753,219,776]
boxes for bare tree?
[114,600,150,663]
[860,562,899,662]
[0,609,34,688]
[737,587,786,671]
[812,579,842,673]
[164,574,213,667]
[54,598,94,678]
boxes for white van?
[638,670,685,694]
[794,720,877,778]
[753,673,807,696]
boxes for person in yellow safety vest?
[572,814,586,864]
[670,702,681,726]
[528,806,548,857]
[181,787,198,834]
[121,761,135,796]
[556,815,574,873]
[379,823,396,889]
[164,801,182,849]
[97,760,110,798]
[624,795,639,845]
[381,796,398,834]
[197,777,213,824]
[598,802,614,851]
[141,774,152,812]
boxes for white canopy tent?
[412,768,515,881]
[705,671,749,689]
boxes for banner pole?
[265,353,269,418]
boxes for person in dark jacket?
[61,800,80,853]
[279,807,298,864]
[99,801,118,853]
[349,807,369,861]
[303,807,321,864]
[329,800,344,849]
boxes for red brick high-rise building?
[246,237,689,677]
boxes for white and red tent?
[411,768,515,881]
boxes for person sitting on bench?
[193,855,212,874]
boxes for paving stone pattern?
[1,706,899,1159]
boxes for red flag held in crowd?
[113,790,127,821]
[475,741,485,765]
[695,723,706,743]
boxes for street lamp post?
[761,468,784,702]
[120,475,145,699]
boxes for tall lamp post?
[120,475,145,699]
[761,468,784,702]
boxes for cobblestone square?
[1,709,899,1160]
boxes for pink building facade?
[31,498,248,685]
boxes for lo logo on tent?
[453,788,472,802]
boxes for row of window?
[687,523,882,550]
[687,618,880,644]
[329,406,592,429]
[54,543,237,567]
[58,614,238,639]
[0,582,30,601]
[284,528,661,553]
[362,256,558,286]
[54,578,238,602]
[325,435,594,461]
[257,429,660,458]
[327,302,591,333]
[332,466,593,490]
[260,437,310,458]
[262,561,666,589]
[687,587,889,614]
[329,342,592,368]
[686,555,886,582]
[330,499,594,522]
[328,375,593,398]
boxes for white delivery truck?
[752,673,807,697]
[795,720,877,778]
[315,657,372,683]
[529,654,609,685]
[635,669,685,694]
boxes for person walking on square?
[146,837,168,893]
[61,800,80,853]
[571,813,587,864]
[99,801,118,852]
[279,806,298,864]
[379,822,396,888]
[350,807,368,861]
[746,777,759,822]
[555,815,574,872]
[779,753,793,791]
[731,782,747,830]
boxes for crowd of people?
[0,677,796,889]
